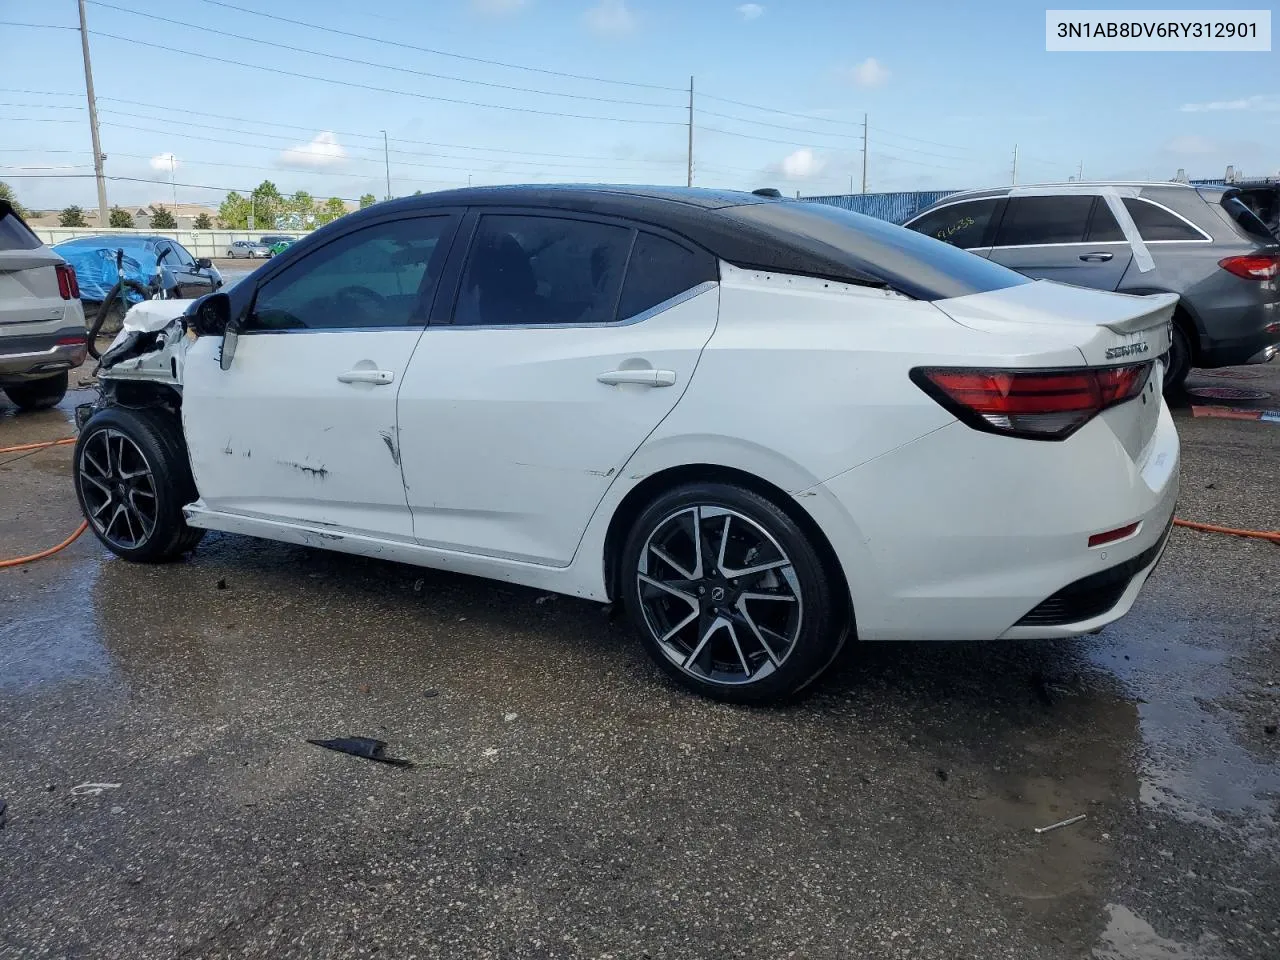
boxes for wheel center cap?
[710,586,726,603]
[115,482,128,498]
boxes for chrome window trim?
[435,280,718,332]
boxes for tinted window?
[1086,200,1125,242]
[170,242,195,267]
[994,196,1093,246]
[1220,196,1275,242]
[907,200,999,249]
[0,207,42,251]
[730,202,1031,301]
[454,214,632,326]
[250,216,452,330]
[1124,198,1203,241]
[617,232,714,319]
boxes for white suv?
[0,201,88,411]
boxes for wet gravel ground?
[1,362,1277,959]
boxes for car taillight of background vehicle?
[1218,254,1279,281]
[910,362,1153,440]
[55,263,80,300]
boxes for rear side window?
[907,200,998,249]
[617,232,715,320]
[1124,199,1204,241]
[250,216,453,330]
[993,196,1093,246]
[454,214,632,326]
[1220,196,1276,242]
[0,207,43,251]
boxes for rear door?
[396,210,720,566]
[989,194,1133,290]
[0,204,64,327]
[181,211,460,540]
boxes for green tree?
[289,190,316,226]
[316,196,348,225]
[218,190,250,229]
[108,206,134,228]
[250,180,284,229]
[0,181,26,218]
[192,212,213,230]
[59,205,88,227]
[149,205,177,229]
[359,193,377,209]
[413,189,423,195]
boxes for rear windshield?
[728,201,1031,301]
[1221,195,1277,243]
[0,206,43,251]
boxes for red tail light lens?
[1218,254,1279,281]
[911,362,1153,440]
[55,263,80,300]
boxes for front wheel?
[73,406,205,562]
[620,482,847,704]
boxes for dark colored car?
[905,182,1280,391]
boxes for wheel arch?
[1121,288,1202,362]
[600,463,852,623]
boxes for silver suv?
[905,182,1279,391]
[0,201,87,411]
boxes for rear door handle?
[337,369,395,385]
[597,369,677,387]
[1079,252,1114,262]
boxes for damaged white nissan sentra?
[74,185,1179,703]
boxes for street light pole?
[77,0,109,224]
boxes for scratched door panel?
[181,330,417,540]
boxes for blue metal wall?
[801,190,962,224]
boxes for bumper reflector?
[1088,522,1139,548]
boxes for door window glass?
[1085,200,1125,242]
[250,216,452,330]
[1124,198,1204,241]
[170,241,196,267]
[454,214,632,326]
[994,195,1094,246]
[617,232,715,320]
[906,200,999,249]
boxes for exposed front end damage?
[75,298,196,431]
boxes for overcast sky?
[1,0,1275,212]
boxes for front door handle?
[1079,252,1114,262]
[337,369,395,385]
[597,369,677,387]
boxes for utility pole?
[1011,144,1019,185]
[860,113,868,194]
[249,194,255,231]
[686,76,694,188]
[78,0,109,225]
[1077,159,1084,181]
[381,130,392,200]
[170,154,176,206]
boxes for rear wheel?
[1164,322,1192,395]
[621,482,846,704]
[73,406,205,562]
[3,372,68,411]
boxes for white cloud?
[149,152,178,171]
[844,57,889,88]
[775,148,826,179]
[584,0,635,35]
[278,132,346,169]
[736,3,764,19]
[1180,94,1280,112]
[1163,135,1219,155]
[471,0,526,13]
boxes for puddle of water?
[0,558,113,690]
[1094,904,1222,959]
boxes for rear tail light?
[55,263,80,300]
[1218,254,1279,281]
[910,362,1153,440]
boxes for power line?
[87,1,682,111]
[189,0,683,92]
[86,29,687,126]
[869,125,977,153]
[0,21,78,31]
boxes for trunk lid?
[932,279,1176,462]
[0,247,66,327]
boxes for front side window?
[454,214,632,326]
[171,242,195,267]
[250,216,453,330]
[993,195,1094,246]
[907,200,998,249]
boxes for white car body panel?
[0,247,67,326]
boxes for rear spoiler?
[1100,293,1178,334]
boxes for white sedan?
[74,186,1179,703]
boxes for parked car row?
[225,236,299,259]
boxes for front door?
[397,212,720,566]
[182,213,459,540]
[987,194,1134,290]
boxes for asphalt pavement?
[1,361,1277,959]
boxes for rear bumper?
[798,396,1180,642]
[0,326,89,381]
[1194,298,1280,368]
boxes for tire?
[3,371,68,411]
[73,406,205,563]
[620,482,846,704]
[1164,322,1192,395]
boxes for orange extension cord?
[0,438,1277,568]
